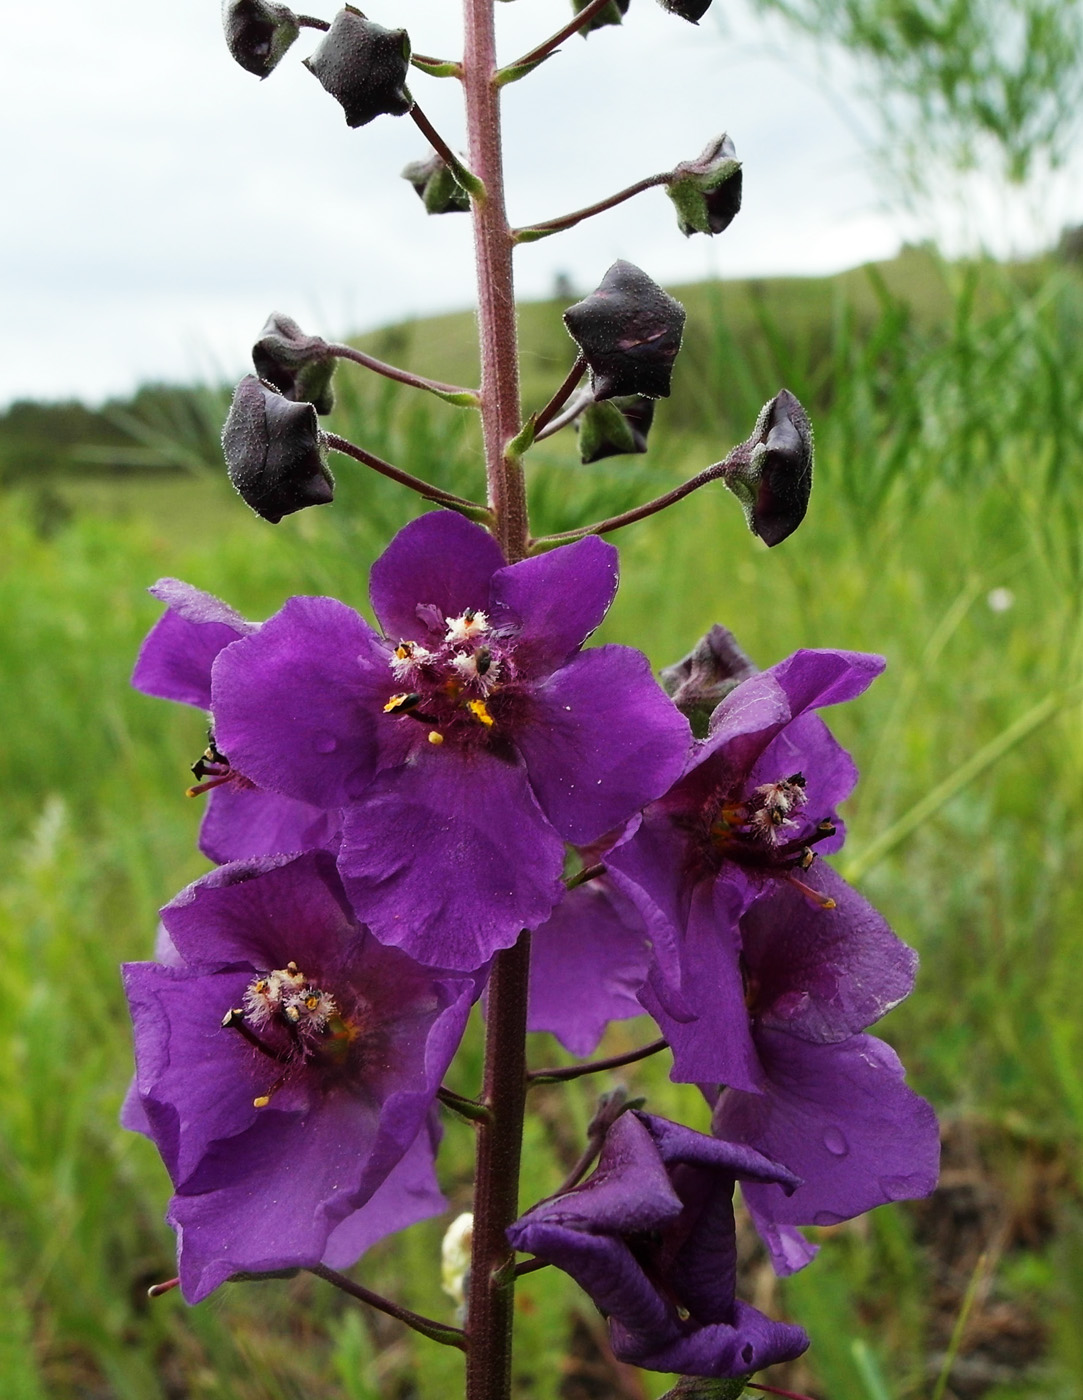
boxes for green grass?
[3,249,1083,1398]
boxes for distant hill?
[0,246,1063,484]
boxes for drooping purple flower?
[211,511,691,970]
[132,578,339,864]
[507,1111,808,1377]
[122,850,476,1302]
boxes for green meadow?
[3,245,1083,1398]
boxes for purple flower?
[132,578,339,864]
[122,850,476,1302]
[507,1111,808,1377]
[211,512,691,970]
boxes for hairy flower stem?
[513,173,673,243]
[466,933,532,1400]
[464,0,529,563]
[527,1037,669,1086]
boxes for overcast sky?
[3,0,1080,407]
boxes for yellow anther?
[428,730,444,745]
[384,692,414,713]
[467,699,494,727]
[253,1095,271,1109]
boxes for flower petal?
[198,784,340,865]
[132,579,253,708]
[517,645,691,846]
[369,511,506,643]
[715,1030,940,1273]
[338,747,565,970]
[212,595,387,808]
[487,535,618,674]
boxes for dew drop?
[314,732,338,754]
[822,1126,848,1157]
[878,1172,925,1201]
[812,1209,845,1227]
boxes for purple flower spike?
[212,512,691,969]
[122,850,476,1302]
[132,580,339,864]
[508,1112,808,1377]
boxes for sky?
[2,0,1080,408]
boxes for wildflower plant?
[123,2,940,1395]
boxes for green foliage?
[747,0,1083,182]
[2,253,1083,1396]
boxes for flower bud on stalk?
[573,0,630,33]
[656,0,715,22]
[577,395,655,463]
[252,313,337,415]
[660,623,758,735]
[401,153,471,215]
[667,135,743,237]
[221,0,300,78]
[222,375,334,523]
[564,261,686,400]
[723,389,813,546]
[304,8,412,128]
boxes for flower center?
[382,609,517,745]
[223,960,356,1107]
[185,732,255,798]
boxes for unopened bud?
[303,9,412,128]
[655,0,715,23]
[440,1212,473,1309]
[564,261,686,401]
[222,0,300,78]
[573,0,630,33]
[252,313,336,415]
[577,396,655,463]
[401,153,470,215]
[222,375,334,523]
[660,625,758,736]
[723,389,813,546]
[667,134,742,237]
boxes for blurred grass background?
[3,244,1083,1398]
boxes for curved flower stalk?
[122,850,476,1301]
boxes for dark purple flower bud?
[656,0,714,22]
[222,0,300,78]
[507,1111,808,1377]
[303,9,412,128]
[573,0,630,33]
[222,375,334,524]
[577,395,655,463]
[252,313,336,415]
[401,152,470,215]
[667,135,743,237]
[660,623,758,736]
[564,261,686,401]
[723,389,813,546]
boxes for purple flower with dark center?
[122,849,476,1302]
[608,648,888,1085]
[211,511,691,970]
[507,1111,808,1377]
[132,578,339,864]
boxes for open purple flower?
[507,1111,808,1377]
[122,850,476,1302]
[132,578,339,864]
[211,511,691,970]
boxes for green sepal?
[410,56,463,78]
[656,1377,749,1400]
[578,400,637,462]
[495,56,551,86]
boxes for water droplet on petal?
[878,1172,926,1201]
[314,732,337,754]
[812,1209,845,1227]
[822,1127,848,1157]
